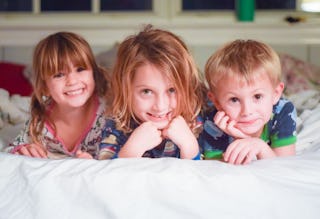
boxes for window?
[0,0,32,11]
[182,0,296,11]
[101,0,152,11]
[0,0,152,12]
[41,0,91,11]
[0,0,316,13]
[183,0,234,10]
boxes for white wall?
[1,12,320,72]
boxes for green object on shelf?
[236,0,255,22]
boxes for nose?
[241,99,252,116]
[154,94,169,112]
[66,71,78,86]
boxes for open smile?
[64,88,84,96]
[147,111,172,121]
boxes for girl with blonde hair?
[99,25,204,160]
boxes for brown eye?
[77,67,85,72]
[230,97,238,103]
[141,89,152,95]
[168,87,176,94]
[53,72,64,78]
[254,94,262,100]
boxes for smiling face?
[209,68,284,137]
[131,63,177,130]
[45,63,95,110]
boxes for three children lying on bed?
[5,25,297,164]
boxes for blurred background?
[0,0,320,72]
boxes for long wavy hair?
[111,24,205,133]
[30,31,110,144]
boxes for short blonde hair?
[111,24,204,132]
[205,39,282,93]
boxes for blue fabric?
[199,98,297,159]
[99,118,202,159]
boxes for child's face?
[209,69,284,137]
[45,64,95,110]
[131,63,177,130]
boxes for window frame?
[0,0,319,48]
[0,0,318,22]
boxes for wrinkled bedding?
[0,88,320,219]
[0,150,320,219]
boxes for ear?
[273,82,284,104]
[207,91,222,110]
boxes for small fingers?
[214,111,226,123]
[225,120,237,135]
[223,140,238,162]
[38,147,48,158]
[224,141,245,164]
[29,147,43,158]
[30,144,48,158]
[224,140,256,165]
[16,145,47,158]
[242,153,254,165]
[235,149,251,165]
[17,146,32,157]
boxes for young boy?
[199,39,297,165]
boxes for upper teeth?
[66,89,82,95]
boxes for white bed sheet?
[1,149,320,219]
[1,89,320,219]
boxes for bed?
[1,55,320,219]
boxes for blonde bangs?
[35,34,92,80]
[205,39,282,92]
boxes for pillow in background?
[0,62,33,96]
[95,43,119,72]
[280,54,320,96]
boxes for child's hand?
[14,143,48,158]
[162,116,199,159]
[75,150,93,159]
[223,138,275,165]
[119,122,163,157]
[214,111,250,139]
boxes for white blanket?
[1,150,320,219]
[1,89,320,219]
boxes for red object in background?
[0,62,33,96]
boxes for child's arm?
[13,143,48,158]
[118,122,163,158]
[272,144,296,156]
[162,116,200,159]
